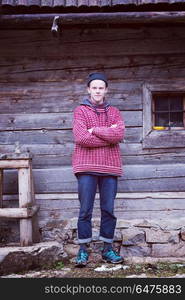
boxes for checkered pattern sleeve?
[73,107,110,148]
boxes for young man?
[72,72,125,267]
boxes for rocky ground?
[2,258,185,278]
[1,241,185,278]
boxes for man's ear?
[87,87,91,94]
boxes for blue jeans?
[76,174,117,244]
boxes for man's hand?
[88,125,117,133]
[88,128,94,133]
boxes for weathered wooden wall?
[1,23,185,231]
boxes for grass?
[48,261,185,278]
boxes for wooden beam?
[0,160,30,169]
[0,170,3,208]
[18,167,33,246]
[0,205,39,219]
[1,12,185,29]
[29,163,41,243]
[27,205,40,218]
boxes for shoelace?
[78,251,88,261]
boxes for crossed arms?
[73,107,125,148]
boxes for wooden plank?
[41,0,53,6]
[143,130,185,149]
[38,208,185,224]
[1,26,185,60]
[18,167,33,246]
[0,81,142,113]
[100,0,112,6]
[4,191,185,225]
[65,0,77,6]
[0,110,142,130]
[0,160,30,169]
[78,0,89,6]
[3,191,185,201]
[0,127,141,144]
[0,206,38,218]
[29,163,40,243]
[1,54,185,83]
[3,164,185,193]
[0,112,73,131]
[0,24,184,57]
[1,29,185,59]
[143,83,152,140]
[0,130,73,145]
[2,142,185,159]
[28,150,185,168]
[0,25,181,47]
[0,170,3,208]
[89,0,99,6]
[37,197,185,211]
[1,12,185,29]
[53,0,65,6]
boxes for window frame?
[143,82,185,149]
[152,93,185,130]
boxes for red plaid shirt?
[72,101,125,176]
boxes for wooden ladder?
[0,154,40,246]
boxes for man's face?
[87,80,108,105]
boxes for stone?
[120,245,151,257]
[180,228,185,241]
[152,241,185,257]
[124,256,185,265]
[123,233,145,246]
[69,218,78,230]
[116,219,131,228]
[122,228,145,246]
[92,218,100,227]
[145,229,179,244]
[126,273,147,278]
[90,241,103,253]
[94,264,123,272]
[134,219,153,228]
[153,217,185,230]
[168,233,180,244]
[0,241,68,276]
[64,243,79,257]
[91,229,99,241]
[113,229,122,241]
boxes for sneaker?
[75,249,89,267]
[102,249,124,264]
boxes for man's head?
[87,72,108,105]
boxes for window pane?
[170,112,184,127]
[153,93,184,128]
[155,113,169,126]
[169,96,183,111]
[154,96,169,111]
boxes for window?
[152,93,185,130]
[143,83,185,149]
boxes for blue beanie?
[87,72,108,87]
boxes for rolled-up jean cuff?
[99,236,113,243]
[78,237,92,244]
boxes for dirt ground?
[2,260,185,278]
